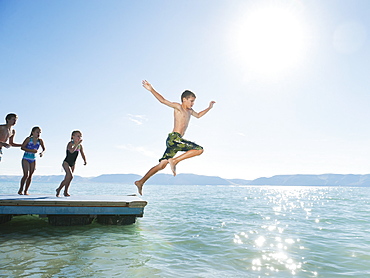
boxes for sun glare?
[231,4,308,78]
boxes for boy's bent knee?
[158,160,168,170]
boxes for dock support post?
[47,215,95,226]
[97,215,136,225]
[0,214,12,224]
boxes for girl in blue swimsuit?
[56,130,87,197]
[18,127,46,195]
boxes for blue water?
[1,182,370,277]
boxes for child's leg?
[24,161,36,195]
[168,149,203,176]
[63,165,75,196]
[56,162,73,197]
[19,159,30,195]
[56,179,65,197]
[135,160,168,195]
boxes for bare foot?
[64,192,70,197]
[168,158,177,176]
[24,192,29,195]
[135,181,143,196]
[56,188,61,197]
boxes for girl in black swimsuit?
[56,130,87,197]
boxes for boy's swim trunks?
[159,132,203,162]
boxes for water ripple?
[1,184,370,277]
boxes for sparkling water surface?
[1,182,370,277]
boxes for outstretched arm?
[9,130,22,147]
[192,101,216,118]
[142,80,180,110]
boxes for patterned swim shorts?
[159,132,203,162]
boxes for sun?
[231,3,309,78]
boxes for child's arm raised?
[142,80,181,110]
[192,101,216,118]
[67,140,81,153]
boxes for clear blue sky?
[1,0,370,180]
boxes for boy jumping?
[0,113,22,162]
[135,80,215,195]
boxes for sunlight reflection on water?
[232,186,332,277]
[1,183,370,277]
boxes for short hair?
[5,113,17,122]
[181,90,196,102]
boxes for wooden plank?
[0,194,147,205]
[0,194,147,216]
[0,206,145,215]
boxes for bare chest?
[174,108,191,122]
[0,126,12,141]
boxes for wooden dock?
[0,194,147,226]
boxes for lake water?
[1,182,370,277]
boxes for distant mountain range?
[2,173,370,186]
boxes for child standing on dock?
[18,126,46,195]
[135,80,215,195]
[56,130,87,197]
[0,113,22,162]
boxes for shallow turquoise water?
[1,182,370,277]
